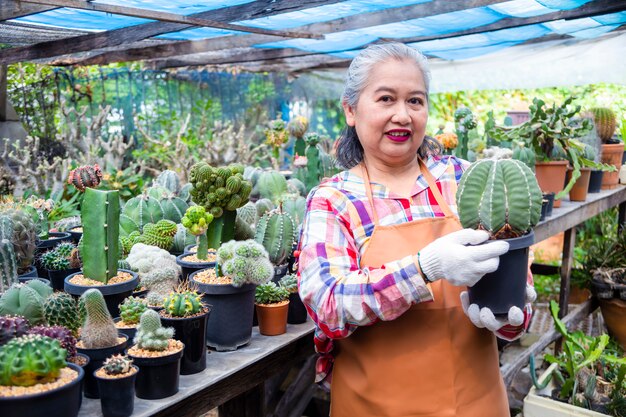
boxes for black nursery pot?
[35,232,73,278]
[0,363,84,417]
[47,267,80,291]
[160,309,211,375]
[130,347,184,400]
[64,269,139,318]
[113,317,137,341]
[17,276,50,286]
[468,231,535,315]
[588,169,604,193]
[17,265,38,278]
[287,292,308,324]
[542,192,555,217]
[540,200,548,222]
[272,264,289,283]
[95,365,138,417]
[77,334,128,399]
[176,252,215,282]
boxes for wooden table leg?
[555,227,576,352]
[618,201,626,233]
[219,382,265,417]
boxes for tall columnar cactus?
[67,164,103,192]
[255,208,297,266]
[163,288,204,317]
[0,216,18,292]
[155,170,181,195]
[0,208,37,275]
[589,107,617,142]
[456,159,542,239]
[454,107,477,160]
[0,316,30,345]
[288,116,309,156]
[181,206,214,260]
[119,193,164,236]
[119,296,148,325]
[134,309,174,351]
[43,292,84,337]
[0,281,52,325]
[217,240,274,287]
[28,325,77,360]
[512,143,536,171]
[0,334,67,387]
[304,133,323,192]
[80,289,119,349]
[81,188,120,283]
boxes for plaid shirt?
[297,155,533,389]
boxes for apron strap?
[361,157,456,225]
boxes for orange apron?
[331,158,508,417]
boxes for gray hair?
[336,43,441,169]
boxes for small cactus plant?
[512,143,536,171]
[80,289,119,349]
[0,315,30,345]
[119,296,148,325]
[28,325,77,360]
[454,106,477,160]
[255,282,289,305]
[0,281,52,325]
[255,207,297,266]
[217,240,274,287]
[288,115,309,156]
[0,215,18,292]
[134,219,178,251]
[279,274,298,294]
[0,207,37,275]
[40,241,80,270]
[181,206,214,260]
[102,354,133,376]
[456,159,542,239]
[162,287,204,317]
[68,164,103,192]
[0,334,67,387]
[133,309,174,351]
[43,292,84,337]
[589,107,617,142]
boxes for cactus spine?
[456,159,542,239]
[0,215,18,292]
[43,292,84,337]
[102,354,133,375]
[217,240,274,287]
[80,289,119,349]
[81,188,120,283]
[589,107,616,142]
[255,208,297,266]
[134,309,173,351]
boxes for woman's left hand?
[460,285,537,332]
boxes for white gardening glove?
[460,284,537,332]
[419,229,509,287]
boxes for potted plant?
[159,285,210,374]
[190,239,273,351]
[0,334,84,417]
[24,197,70,248]
[76,289,128,399]
[279,274,307,324]
[255,281,290,336]
[39,242,81,291]
[0,207,38,279]
[42,292,84,338]
[264,117,289,171]
[565,144,596,202]
[525,301,626,416]
[0,279,52,325]
[255,206,297,281]
[589,107,621,189]
[114,296,148,341]
[127,309,184,399]
[94,354,138,417]
[27,324,89,370]
[288,115,309,157]
[64,165,139,318]
[456,158,542,314]
[176,205,216,280]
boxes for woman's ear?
[342,101,356,127]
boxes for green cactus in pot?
[181,206,214,260]
[255,207,297,267]
[0,334,67,387]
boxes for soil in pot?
[64,270,138,318]
[176,251,216,282]
[588,169,604,193]
[256,301,289,336]
[566,167,591,202]
[287,292,308,324]
[127,339,184,400]
[535,161,568,208]
[160,308,210,375]
[76,335,128,399]
[601,143,624,189]
[0,363,84,417]
[94,365,138,417]
[468,231,534,315]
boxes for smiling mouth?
[386,130,411,142]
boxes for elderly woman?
[297,43,535,416]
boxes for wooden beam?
[0,1,55,21]
[0,0,343,65]
[19,0,322,39]
[61,0,511,66]
[0,65,6,121]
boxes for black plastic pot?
[468,231,534,315]
[623,150,626,165]
[272,264,289,283]
[160,309,210,375]
[287,292,308,324]
[64,269,139,318]
[113,317,137,341]
[35,232,73,278]
[17,265,38,278]
[190,270,256,351]
[94,365,138,417]
[17,276,50,286]
[47,267,80,291]
[176,252,215,282]
[540,199,548,222]
[184,243,197,253]
[68,229,82,245]
[0,363,84,417]
[130,346,184,400]
[542,192,555,217]
[588,169,604,193]
[76,334,128,399]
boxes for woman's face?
[343,58,428,167]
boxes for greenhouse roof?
[0,0,624,72]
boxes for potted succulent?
[279,274,308,324]
[255,206,297,281]
[589,107,621,189]
[0,207,38,279]
[27,324,89,371]
[264,117,289,171]
[76,289,128,399]
[127,309,184,399]
[0,315,30,344]
[0,280,53,325]
[255,281,290,336]
[176,205,216,281]
[159,285,210,374]
[0,334,84,417]
[114,296,148,341]
[525,301,626,417]
[39,241,81,291]
[190,239,273,351]
[456,158,542,314]
[42,292,84,338]
[64,165,139,318]
[94,354,138,417]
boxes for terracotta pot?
[565,167,591,202]
[255,301,289,336]
[534,161,568,208]
[600,143,624,189]
[598,298,626,350]
[568,286,591,304]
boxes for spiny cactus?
[159,195,189,224]
[456,159,542,239]
[28,325,77,360]
[0,207,37,275]
[135,219,178,251]
[237,202,258,227]
[257,171,288,205]
[0,281,52,325]
[163,288,204,317]
[119,296,148,325]
[118,259,131,271]
[40,242,78,271]
[102,354,133,375]
[288,116,309,156]
[154,170,181,195]
[217,240,274,287]
[512,143,536,171]
[304,133,323,192]
[134,309,174,351]
[255,208,297,266]
[454,107,477,160]
[286,178,307,197]
[119,193,164,236]
[68,164,103,192]
[0,236,18,293]
[172,223,196,255]
[43,292,84,337]
[281,194,306,226]
[80,289,119,349]
[255,198,275,218]
[255,282,290,305]
[0,316,30,345]
[0,334,67,387]
[589,107,617,142]
[279,274,298,294]
[181,205,214,260]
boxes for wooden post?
[619,202,626,233]
[219,382,265,417]
[0,64,7,122]
[555,227,576,352]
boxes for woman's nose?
[391,104,411,124]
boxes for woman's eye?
[379,96,393,102]
[409,98,423,105]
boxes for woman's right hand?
[418,229,509,287]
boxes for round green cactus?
[134,309,174,351]
[43,292,84,337]
[181,206,214,237]
[163,289,204,317]
[102,354,133,375]
[512,144,536,172]
[188,162,251,216]
[136,219,178,251]
[0,281,52,325]
[120,194,164,236]
[255,208,297,266]
[217,240,274,287]
[119,296,148,325]
[0,334,67,387]
[154,170,181,195]
[589,107,616,141]
[279,274,298,294]
[456,159,542,239]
